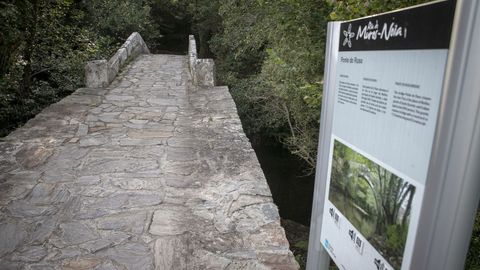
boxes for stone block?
[149,206,189,236]
[62,256,103,270]
[15,144,53,169]
[0,222,28,257]
[195,59,215,87]
[100,243,153,270]
[96,211,147,234]
[108,57,120,83]
[30,217,57,244]
[12,246,48,262]
[123,40,134,56]
[117,48,128,65]
[154,237,188,269]
[85,60,109,88]
[60,222,99,246]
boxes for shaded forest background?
[0,0,478,269]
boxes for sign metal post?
[306,21,340,270]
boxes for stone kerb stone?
[85,32,150,88]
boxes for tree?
[86,0,161,49]
[205,0,431,172]
[0,0,161,136]
[207,0,330,172]
[358,164,415,233]
[0,1,22,78]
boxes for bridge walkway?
[0,54,298,269]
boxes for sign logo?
[357,20,407,41]
[324,239,336,258]
[342,20,408,48]
[343,24,355,48]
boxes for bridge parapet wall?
[85,32,150,88]
[188,35,215,87]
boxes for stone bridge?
[0,33,299,269]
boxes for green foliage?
[466,210,480,269]
[293,239,309,269]
[207,0,330,171]
[0,2,21,76]
[86,0,161,49]
[0,0,161,136]
[293,240,309,250]
[204,0,432,172]
[328,0,430,21]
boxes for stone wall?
[85,32,150,88]
[188,35,215,87]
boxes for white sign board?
[318,2,456,270]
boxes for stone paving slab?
[0,54,299,269]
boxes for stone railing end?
[85,32,150,88]
[188,35,215,88]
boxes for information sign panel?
[318,2,455,270]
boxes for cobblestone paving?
[0,55,298,269]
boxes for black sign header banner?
[339,1,455,51]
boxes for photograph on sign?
[329,139,415,270]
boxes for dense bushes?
[209,0,329,172]
[86,0,160,47]
[0,0,161,137]
[188,0,428,172]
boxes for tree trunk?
[198,29,211,58]
[402,186,415,226]
[0,46,13,78]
